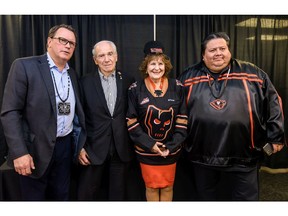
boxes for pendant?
[58,102,71,115]
[154,90,163,97]
[210,99,226,110]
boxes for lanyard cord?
[51,71,70,103]
[206,68,230,99]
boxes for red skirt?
[140,162,176,188]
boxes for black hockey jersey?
[126,78,188,165]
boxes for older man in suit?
[77,40,135,201]
[0,24,86,200]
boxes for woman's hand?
[152,142,170,157]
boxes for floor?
[259,167,288,201]
[2,161,288,201]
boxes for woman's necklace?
[207,68,230,110]
[147,76,163,97]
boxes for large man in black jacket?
[178,32,285,200]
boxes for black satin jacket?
[178,58,285,167]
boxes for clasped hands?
[152,142,169,157]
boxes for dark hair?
[139,53,173,78]
[201,32,230,55]
[48,24,77,41]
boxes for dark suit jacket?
[0,54,86,178]
[79,69,134,165]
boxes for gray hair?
[92,40,117,56]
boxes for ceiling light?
[236,18,288,28]
[246,35,288,40]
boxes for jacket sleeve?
[0,59,29,160]
[164,80,188,152]
[263,74,285,145]
[126,83,156,151]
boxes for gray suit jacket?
[0,54,86,178]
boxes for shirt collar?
[98,70,116,79]
[46,52,70,71]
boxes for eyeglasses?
[51,37,77,48]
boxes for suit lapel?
[38,54,57,118]
[93,71,111,115]
[114,71,123,112]
[69,68,81,114]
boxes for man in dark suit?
[77,40,135,201]
[0,24,86,200]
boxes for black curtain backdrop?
[0,15,287,168]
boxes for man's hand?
[78,148,91,165]
[13,154,35,176]
[272,144,284,154]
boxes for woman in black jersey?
[126,41,188,201]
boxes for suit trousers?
[77,152,129,201]
[19,133,72,200]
